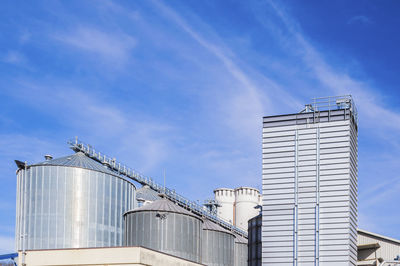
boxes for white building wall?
[262,110,358,266]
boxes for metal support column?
[315,127,320,266]
[294,130,299,266]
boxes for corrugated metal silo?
[15,152,136,250]
[248,214,261,266]
[136,185,161,207]
[202,219,235,266]
[124,198,203,263]
[233,233,248,266]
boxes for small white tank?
[234,187,260,231]
[214,188,235,224]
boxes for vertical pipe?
[316,127,320,266]
[294,130,298,266]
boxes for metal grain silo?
[202,219,235,266]
[248,214,261,266]
[15,152,136,250]
[233,233,248,266]
[124,198,203,263]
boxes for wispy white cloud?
[7,80,176,174]
[0,236,14,253]
[149,1,269,141]
[265,0,400,132]
[2,51,27,66]
[348,15,373,25]
[53,26,136,65]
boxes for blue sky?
[1,0,400,252]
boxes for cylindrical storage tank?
[248,214,261,266]
[233,233,248,266]
[124,199,203,263]
[234,187,260,231]
[214,188,235,224]
[202,219,235,266]
[15,152,136,250]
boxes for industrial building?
[12,139,250,266]
[248,216,400,266]
[357,229,400,266]
[213,187,261,231]
[5,95,399,266]
[16,246,203,266]
[262,95,358,265]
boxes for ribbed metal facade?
[15,153,136,250]
[202,219,235,266]
[124,200,203,263]
[262,108,358,265]
[358,229,400,263]
[234,233,248,266]
[248,214,262,266]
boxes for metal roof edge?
[358,228,400,245]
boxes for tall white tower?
[262,96,358,266]
[214,188,235,224]
[234,187,260,231]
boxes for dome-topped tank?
[124,198,203,263]
[15,152,136,250]
[202,219,235,266]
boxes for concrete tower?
[214,188,235,224]
[262,96,358,266]
[234,187,260,231]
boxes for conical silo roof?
[202,219,235,236]
[233,232,248,244]
[31,152,119,176]
[136,185,162,202]
[125,198,202,220]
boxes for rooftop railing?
[67,137,248,237]
[301,95,358,124]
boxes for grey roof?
[358,229,400,245]
[233,233,248,244]
[125,199,202,220]
[202,219,234,235]
[136,185,161,202]
[31,152,118,176]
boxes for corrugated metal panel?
[235,242,248,266]
[358,230,400,262]
[136,185,161,202]
[233,232,248,266]
[125,198,200,220]
[202,229,235,266]
[262,109,358,266]
[248,214,262,266]
[124,210,203,263]
[15,164,136,251]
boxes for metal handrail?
[67,137,248,237]
[308,95,358,124]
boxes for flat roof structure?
[18,246,204,266]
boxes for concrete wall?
[17,246,203,266]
